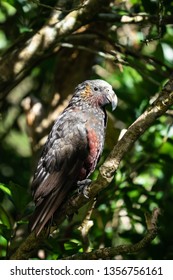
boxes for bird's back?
[29,105,106,235]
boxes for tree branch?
[10,74,173,259]
[97,13,173,25]
[63,208,160,259]
[0,0,111,99]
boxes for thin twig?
[63,208,160,259]
[30,0,86,12]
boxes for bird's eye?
[94,87,98,91]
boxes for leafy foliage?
[0,0,173,259]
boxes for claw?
[77,179,91,198]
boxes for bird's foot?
[77,179,91,199]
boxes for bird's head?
[72,79,118,111]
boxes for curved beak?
[107,90,118,111]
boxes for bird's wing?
[29,114,88,235]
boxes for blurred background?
[0,0,173,259]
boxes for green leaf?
[8,181,31,214]
[0,224,12,240]
[0,183,12,196]
[0,205,12,228]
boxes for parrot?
[29,79,118,235]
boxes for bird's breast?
[83,110,106,177]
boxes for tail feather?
[29,159,83,236]
[29,187,69,236]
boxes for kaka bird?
[29,79,117,235]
